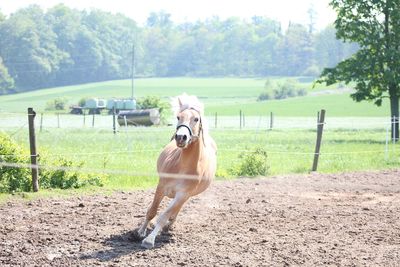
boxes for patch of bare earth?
[1,169,399,266]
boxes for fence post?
[92,113,95,128]
[312,109,326,172]
[57,113,60,128]
[215,112,217,129]
[113,106,116,134]
[28,108,39,192]
[269,112,274,130]
[40,113,43,132]
[240,110,242,130]
[124,115,128,128]
[393,116,397,144]
[83,111,86,127]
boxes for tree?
[317,0,400,140]
[0,57,14,94]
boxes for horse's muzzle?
[175,133,189,148]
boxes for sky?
[0,0,336,30]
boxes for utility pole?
[131,44,135,100]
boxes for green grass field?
[0,77,398,199]
[0,77,391,116]
[3,125,399,191]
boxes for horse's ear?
[178,97,183,108]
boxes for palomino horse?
[136,94,217,249]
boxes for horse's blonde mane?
[171,93,204,116]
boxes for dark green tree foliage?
[0,6,357,93]
[0,57,14,94]
[318,0,400,140]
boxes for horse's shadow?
[79,229,175,262]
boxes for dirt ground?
[0,169,399,267]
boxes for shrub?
[0,132,105,193]
[0,132,31,193]
[297,88,308,96]
[229,148,269,177]
[137,96,171,124]
[39,156,105,189]
[269,79,308,100]
[257,92,271,101]
[46,97,68,111]
[78,97,88,107]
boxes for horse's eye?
[194,118,199,122]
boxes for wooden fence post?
[312,109,326,172]
[83,112,86,127]
[269,112,274,130]
[40,113,43,132]
[240,110,242,130]
[92,113,95,128]
[28,108,39,192]
[113,106,116,134]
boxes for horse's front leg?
[141,192,189,249]
[136,185,164,239]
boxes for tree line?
[0,4,358,94]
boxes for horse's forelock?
[172,93,204,116]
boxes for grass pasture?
[0,77,391,116]
[3,120,399,191]
[0,77,399,195]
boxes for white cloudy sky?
[0,0,336,29]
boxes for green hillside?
[0,77,391,117]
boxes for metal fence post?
[312,109,326,172]
[28,108,39,192]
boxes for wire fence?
[0,111,399,188]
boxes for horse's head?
[174,108,202,148]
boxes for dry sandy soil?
[1,169,399,266]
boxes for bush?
[137,96,171,124]
[297,88,308,96]
[273,79,299,99]
[78,97,88,107]
[0,132,105,193]
[39,156,105,189]
[229,148,269,177]
[0,132,31,193]
[46,97,68,111]
[257,92,271,101]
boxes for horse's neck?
[180,139,203,167]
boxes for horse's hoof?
[129,229,146,242]
[141,239,154,249]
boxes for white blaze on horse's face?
[175,109,201,149]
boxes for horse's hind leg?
[142,192,189,249]
[136,185,164,239]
